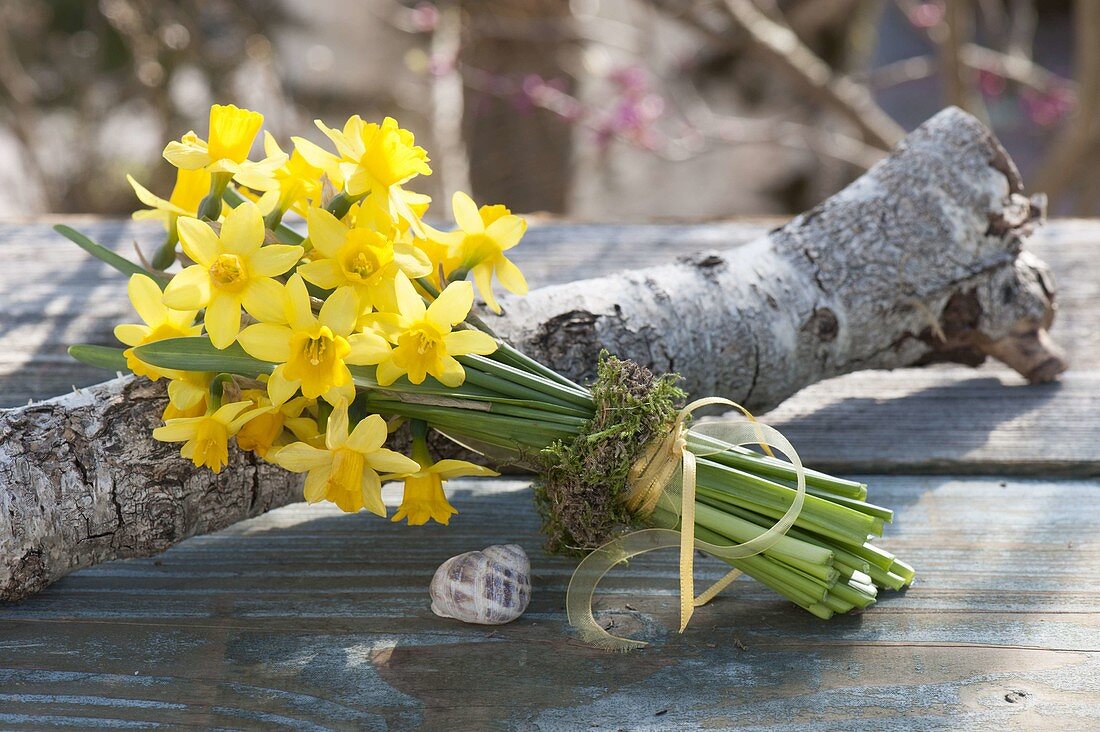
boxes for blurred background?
[0,0,1091,220]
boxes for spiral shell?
[429,544,531,625]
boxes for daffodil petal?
[321,379,356,407]
[365,279,399,313]
[361,469,386,517]
[239,277,286,324]
[267,365,300,405]
[306,207,348,258]
[204,293,242,349]
[472,262,500,314]
[292,135,340,170]
[426,280,473,329]
[360,312,405,343]
[152,418,203,442]
[113,323,150,347]
[494,255,528,295]
[393,271,426,320]
[176,217,219,266]
[127,174,189,216]
[211,400,252,424]
[163,139,211,170]
[345,331,391,365]
[318,287,359,337]
[451,191,484,233]
[326,399,351,450]
[345,168,373,198]
[228,405,272,433]
[168,377,207,410]
[238,323,293,362]
[284,274,316,331]
[220,201,265,255]
[375,358,404,386]
[163,265,212,310]
[345,413,387,453]
[485,214,527,251]
[393,241,433,278]
[432,459,500,479]
[249,244,304,278]
[443,329,497,356]
[274,443,332,472]
[263,130,283,159]
[434,355,466,387]
[298,258,346,290]
[366,448,420,474]
[303,467,329,502]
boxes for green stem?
[325,190,365,219]
[197,173,233,221]
[209,373,234,410]
[151,226,180,270]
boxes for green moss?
[535,352,685,555]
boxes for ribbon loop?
[566,397,806,651]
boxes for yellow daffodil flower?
[162,401,205,421]
[162,201,304,349]
[164,371,213,420]
[247,132,325,219]
[365,271,497,387]
[237,274,392,405]
[429,191,528,313]
[293,115,430,226]
[127,167,210,230]
[114,274,202,381]
[271,400,420,514]
[298,206,432,311]
[236,389,319,458]
[153,400,270,473]
[163,104,271,176]
[391,438,498,526]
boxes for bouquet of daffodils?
[62,103,912,650]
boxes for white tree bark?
[0,108,1064,601]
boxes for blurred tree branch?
[1033,0,1100,207]
[716,0,904,149]
[867,43,1072,94]
[939,0,989,121]
[0,6,52,210]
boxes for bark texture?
[0,108,1064,601]
[500,107,1062,407]
[0,378,301,601]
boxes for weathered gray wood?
[1,476,1097,729]
[3,108,1076,604]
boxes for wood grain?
[1,477,1097,729]
[1,214,1097,727]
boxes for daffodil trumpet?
[63,103,913,651]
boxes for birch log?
[0,108,1064,601]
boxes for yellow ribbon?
[565,397,806,651]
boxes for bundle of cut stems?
[134,327,914,618]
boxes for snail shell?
[429,544,531,625]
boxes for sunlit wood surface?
[1,218,1097,728]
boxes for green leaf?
[54,225,170,286]
[69,344,128,372]
[134,337,275,376]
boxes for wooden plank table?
[1,218,1099,729]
